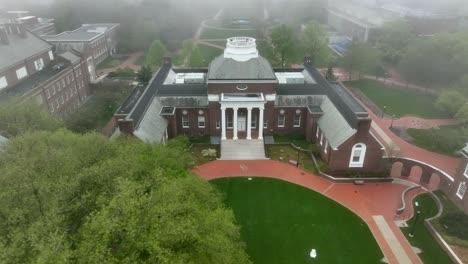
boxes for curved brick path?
[193,160,423,264]
[96,50,144,75]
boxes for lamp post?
[409,203,421,237]
[381,106,387,119]
[390,115,396,128]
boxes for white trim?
[265,94,276,101]
[349,143,366,168]
[370,131,386,150]
[324,140,328,154]
[16,66,28,80]
[0,76,7,90]
[48,50,54,61]
[182,115,189,128]
[456,182,466,199]
[277,114,285,128]
[208,94,219,102]
[383,156,455,182]
[464,164,468,178]
[198,116,205,128]
[293,114,301,127]
[320,132,324,146]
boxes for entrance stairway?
[220,139,267,160]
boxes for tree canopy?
[300,21,330,65]
[189,46,206,68]
[146,40,169,68]
[341,42,380,80]
[375,21,414,64]
[269,24,297,68]
[137,65,153,83]
[0,132,250,263]
[0,98,62,138]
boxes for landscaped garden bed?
[96,56,129,70]
[406,125,467,157]
[400,193,455,264]
[265,144,319,174]
[190,143,220,165]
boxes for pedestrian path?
[374,215,413,264]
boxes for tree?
[145,40,168,68]
[0,132,250,263]
[376,21,414,64]
[436,90,466,115]
[189,45,206,67]
[341,42,380,80]
[456,103,468,125]
[325,65,337,81]
[137,65,153,83]
[300,21,330,65]
[269,24,296,68]
[0,98,63,138]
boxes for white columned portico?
[221,107,226,140]
[233,107,238,140]
[246,107,252,140]
[258,107,264,140]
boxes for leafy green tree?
[137,65,153,83]
[341,42,380,80]
[0,131,249,263]
[300,21,330,65]
[146,40,169,68]
[325,65,337,81]
[0,98,63,138]
[189,46,206,67]
[270,24,296,68]
[376,21,414,64]
[436,90,466,115]
[456,103,468,125]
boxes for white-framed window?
[464,164,468,178]
[198,116,205,128]
[16,66,28,80]
[182,115,189,128]
[349,143,366,168]
[48,50,54,61]
[216,120,220,129]
[278,114,285,128]
[0,76,7,90]
[324,139,328,154]
[264,120,268,129]
[293,114,301,127]
[251,115,257,129]
[34,58,44,71]
[457,182,467,199]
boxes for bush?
[107,68,137,78]
[440,212,468,240]
[188,135,210,144]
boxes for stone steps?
[220,139,267,160]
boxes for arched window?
[349,143,366,168]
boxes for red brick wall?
[444,158,468,213]
[175,108,210,136]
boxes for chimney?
[0,28,8,45]
[163,57,172,65]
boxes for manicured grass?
[96,56,128,70]
[200,28,258,40]
[348,79,450,119]
[266,144,318,174]
[401,193,454,264]
[407,125,467,157]
[273,133,311,149]
[198,44,223,66]
[211,177,384,264]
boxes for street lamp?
[409,202,421,238]
[381,106,387,119]
[390,115,396,128]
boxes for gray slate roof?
[58,51,81,64]
[158,96,209,107]
[317,97,356,149]
[42,23,119,42]
[134,98,168,143]
[208,56,276,80]
[0,31,52,71]
[275,95,324,107]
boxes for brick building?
[0,22,91,116]
[444,144,468,213]
[2,10,56,36]
[42,24,119,82]
[115,37,384,173]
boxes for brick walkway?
[193,160,423,264]
[96,50,144,75]
[384,116,460,129]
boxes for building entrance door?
[238,116,246,132]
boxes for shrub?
[440,212,468,240]
[107,68,137,78]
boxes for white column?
[221,107,226,140]
[247,107,252,140]
[258,107,264,140]
[233,107,238,140]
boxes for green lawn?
[198,44,223,66]
[348,79,450,119]
[211,177,384,264]
[400,193,454,264]
[96,56,128,70]
[407,125,467,157]
[433,190,468,247]
[200,28,258,40]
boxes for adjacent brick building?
[115,37,385,173]
[445,145,468,213]
[42,23,119,82]
[0,22,91,116]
